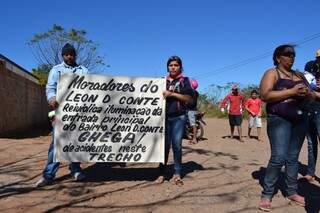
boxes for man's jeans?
[261,115,307,199]
[306,112,320,176]
[42,130,81,180]
[159,114,187,176]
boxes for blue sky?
[1,0,319,93]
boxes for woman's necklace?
[276,67,293,80]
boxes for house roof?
[0,54,39,84]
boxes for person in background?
[220,85,246,142]
[258,44,318,211]
[187,79,199,145]
[302,48,320,182]
[304,49,320,79]
[245,89,263,141]
[36,43,88,187]
[155,56,193,186]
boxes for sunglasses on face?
[281,52,295,58]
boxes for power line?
[196,33,320,80]
[295,33,320,46]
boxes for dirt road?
[0,118,319,213]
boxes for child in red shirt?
[245,89,263,141]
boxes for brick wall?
[0,60,48,136]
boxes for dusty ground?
[0,118,320,213]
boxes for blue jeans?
[159,114,187,176]
[42,129,82,180]
[306,111,319,176]
[261,115,307,199]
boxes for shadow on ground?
[82,161,204,182]
[252,167,320,213]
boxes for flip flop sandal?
[286,194,305,207]
[173,176,184,186]
[155,176,165,184]
[259,199,271,212]
[189,140,197,145]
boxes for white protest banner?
[53,74,165,163]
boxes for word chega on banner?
[54,74,166,163]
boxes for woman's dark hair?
[167,55,183,72]
[273,44,296,66]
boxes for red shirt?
[245,98,262,116]
[220,93,245,115]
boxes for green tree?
[31,64,52,86]
[28,24,105,71]
[204,82,238,105]
[240,84,260,98]
[197,93,222,117]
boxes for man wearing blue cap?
[36,43,89,187]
